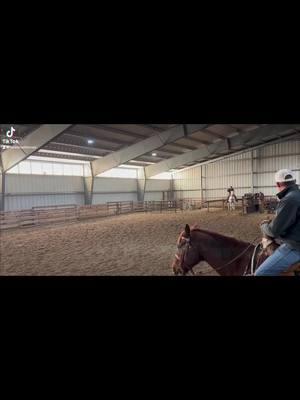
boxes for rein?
[214,236,261,272]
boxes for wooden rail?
[0,199,205,231]
[0,195,280,231]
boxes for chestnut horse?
[171,224,300,276]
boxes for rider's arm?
[261,197,298,238]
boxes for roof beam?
[1,124,72,172]
[90,124,208,177]
[63,131,131,147]
[144,124,300,178]
[180,136,211,146]
[45,142,112,156]
[203,128,228,140]
[96,124,198,152]
[94,124,152,138]
[35,151,97,162]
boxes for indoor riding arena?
[1,124,300,275]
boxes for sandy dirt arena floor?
[0,209,267,276]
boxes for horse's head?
[171,224,203,275]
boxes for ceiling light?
[152,152,157,157]
[88,139,94,144]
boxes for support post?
[83,163,94,205]
[251,150,254,194]
[137,168,146,202]
[83,176,94,205]
[200,165,204,203]
[0,170,5,212]
[170,177,175,201]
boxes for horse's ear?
[185,224,191,237]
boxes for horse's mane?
[189,228,251,247]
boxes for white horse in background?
[227,193,237,211]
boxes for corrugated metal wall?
[6,174,83,193]
[93,177,137,193]
[3,174,172,210]
[173,139,300,200]
[144,179,171,201]
[4,175,139,210]
[145,180,170,191]
[144,192,163,201]
[5,174,84,211]
[5,194,84,211]
[173,167,202,199]
[93,193,137,203]
[204,152,253,199]
[92,177,137,204]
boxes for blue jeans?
[255,243,300,276]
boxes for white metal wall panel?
[206,156,252,178]
[149,172,172,179]
[174,190,201,200]
[93,177,137,192]
[256,170,300,187]
[173,167,202,191]
[206,174,252,190]
[6,174,83,194]
[5,194,84,211]
[258,155,300,173]
[294,171,300,183]
[205,189,225,200]
[93,193,137,204]
[205,153,258,198]
[256,172,276,187]
[145,179,171,191]
[144,192,163,201]
[259,140,300,157]
[255,187,275,196]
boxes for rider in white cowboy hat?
[255,169,300,276]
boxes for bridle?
[174,237,196,275]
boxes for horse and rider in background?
[226,185,238,211]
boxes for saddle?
[254,237,300,276]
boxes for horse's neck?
[193,230,253,276]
